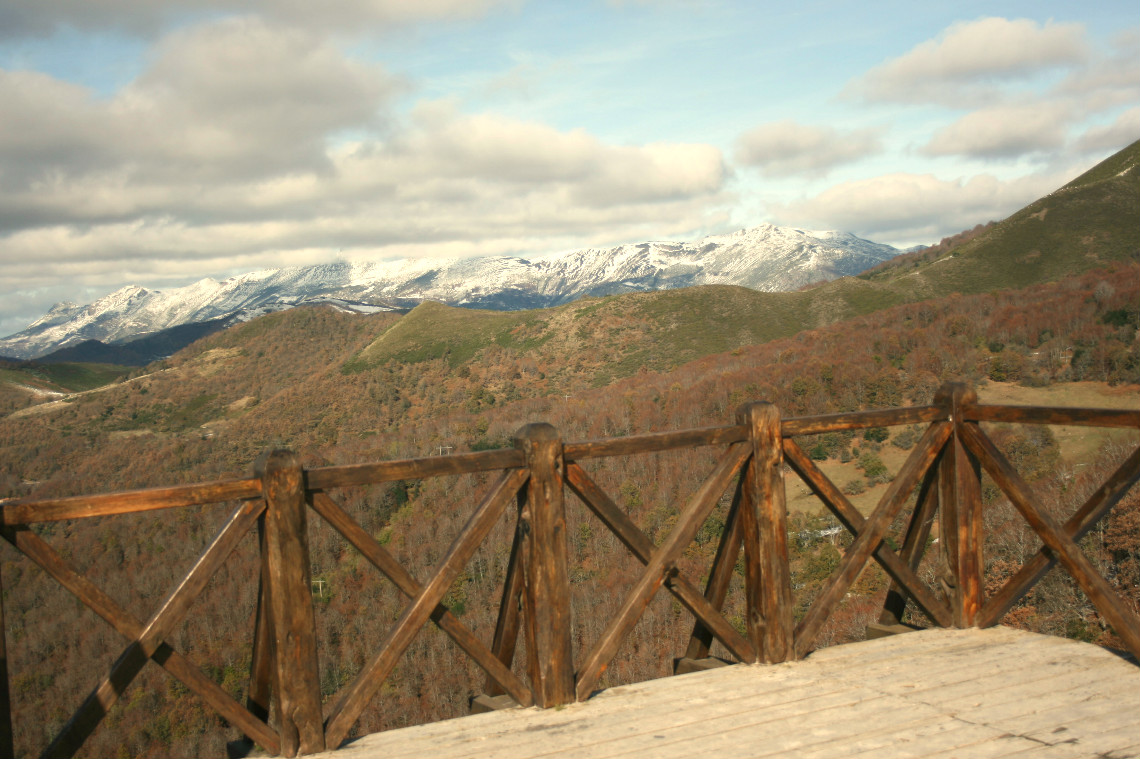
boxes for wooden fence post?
[0,557,13,759]
[256,450,325,756]
[513,423,574,707]
[739,402,794,663]
[934,383,983,627]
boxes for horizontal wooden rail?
[563,424,745,460]
[964,404,1140,427]
[306,448,525,490]
[781,405,945,436]
[0,478,261,525]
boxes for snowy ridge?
[0,224,898,359]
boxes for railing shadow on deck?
[1,381,1138,758]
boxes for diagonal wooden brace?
[564,462,756,664]
[41,499,264,759]
[574,442,750,700]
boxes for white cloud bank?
[0,17,729,310]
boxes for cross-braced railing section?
[0,479,277,759]
[0,381,1138,759]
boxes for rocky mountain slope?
[0,224,897,359]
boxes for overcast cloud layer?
[1,2,1138,336]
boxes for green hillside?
[861,138,1140,293]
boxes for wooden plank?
[574,442,750,701]
[739,402,795,663]
[1,523,280,754]
[43,499,263,759]
[258,450,325,757]
[308,492,532,707]
[794,421,953,657]
[781,406,945,437]
[515,423,574,708]
[564,462,756,664]
[979,441,1140,627]
[484,507,524,699]
[738,458,765,660]
[323,468,527,749]
[563,425,746,461]
[0,555,12,759]
[877,459,940,627]
[936,383,983,627]
[0,478,260,525]
[965,404,1140,428]
[957,423,1140,661]
[246,513,274,726]
[684,481,745,661]
[782,439,952,628]
[305,448,525,490]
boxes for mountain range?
[0,224,898,361]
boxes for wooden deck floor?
[317,627,1140,759]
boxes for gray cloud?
[849,17,1088,106]
[734,121,882,177]
[920,102,1072,160]
[769,169,1072,244]
[1074,107,1140,154]
[0,0,516,40]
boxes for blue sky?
[1,0,1138,336]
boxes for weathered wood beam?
[683,479,746,662]
[739,403,795,663]
[306,449,525,491]
[965,405,1140,428]
[515,424,575,708]
[877,458,941,627]
[563,425,745,460]
[0,556,12,759]
[937,383,983,627]
[781,406,945,437]
[483,511,524,699]
[0,479,260,525]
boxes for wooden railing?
[1,381,1138,758]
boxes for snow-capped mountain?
[0,224,898,360]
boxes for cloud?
[920,102,1072,159]
[0,17,398,227]
[1075,107,1140,154]
[851,17,1088,105]
[1054,27,1140,113]
[734,121,882,177]
[769,170,1070,244]
[0,0,516,40]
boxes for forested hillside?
[0,261,1137,758]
